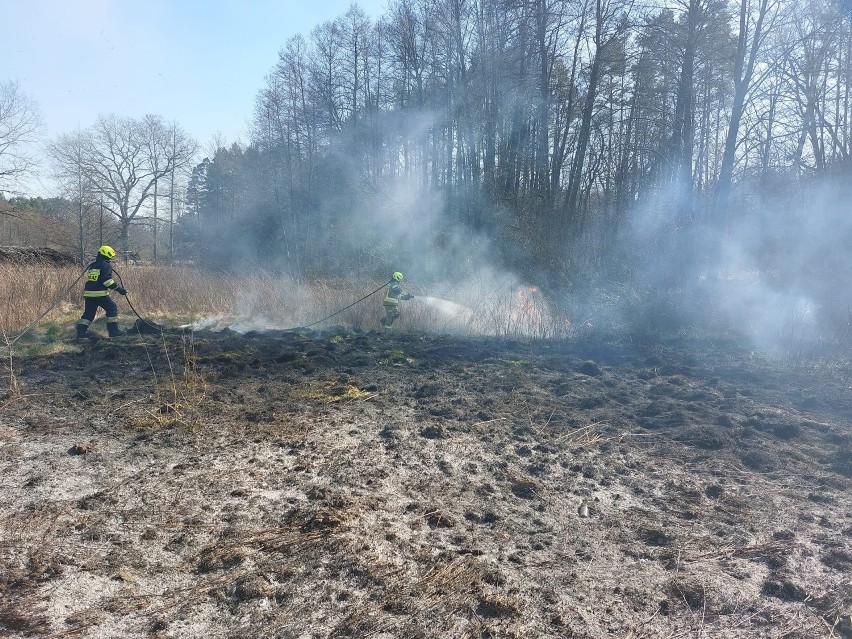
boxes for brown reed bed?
[1,263,575,340]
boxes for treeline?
[0,192,173,266]
[0,196,75,250]
[179,0,851,285]
[12,1,847,284]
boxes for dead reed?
[0,263,82,334]
[2,263,577,339]
[2,332,22,400]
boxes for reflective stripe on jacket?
[384,282,404,305]
[83,256,117,297]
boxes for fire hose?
[112,267,186,335]
[112,272,394,333]
[1,269,87,352]
[114,270,393,333]
[301,279,394,329]
[2,270,393,351]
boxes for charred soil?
[1,327,851,638]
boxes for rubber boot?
[107,322,124,338]
[76,324,89,339]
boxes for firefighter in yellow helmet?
[381,271,413,328]
[76,245,128,338]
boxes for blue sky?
[2,0,388,187]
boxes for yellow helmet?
[98,245,116,259]
[392,272,404,281]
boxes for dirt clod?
[68,441,95,455]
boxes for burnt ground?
[1,326,851,638]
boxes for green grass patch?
[380,348,414,365]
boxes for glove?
[115,286,127,296]
[402,293,414,300]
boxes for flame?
[514,286,540,318]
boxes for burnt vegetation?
[1,326,850,637]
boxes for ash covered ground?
[1,326,851,638]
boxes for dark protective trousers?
[77,296,120,337]
[382,302,401,328]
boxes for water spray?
[416,296,474,320]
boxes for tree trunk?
[564,29,604,228]
[153,177,158,263]
[536,0,551,199]
[713,0,772,274]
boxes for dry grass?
[291,381,374,403]
[2,332,22,400]
[0,263,575,340]
[0,264,83,334]
[135,331,207,429]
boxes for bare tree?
[340,4,372,126]
[385,0,434,186]
[311,19,347,132]
[84,115,155,255]
[142,115,197,262]
[50,115,196,257]
[782,0,847,172]
[668,0,714,201]
[167,122,198,262]
[563,0,632,228]
[0,80,42,197]
[713,0,782,271]
[47,130,97,263]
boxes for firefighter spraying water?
[381,273,477,330]
[380,272,414,328]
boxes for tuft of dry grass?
[682,538,804,564]
[291,381,374,403]
[134,331,207,429]
[0,595,50,636]
[2,332,23,401]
